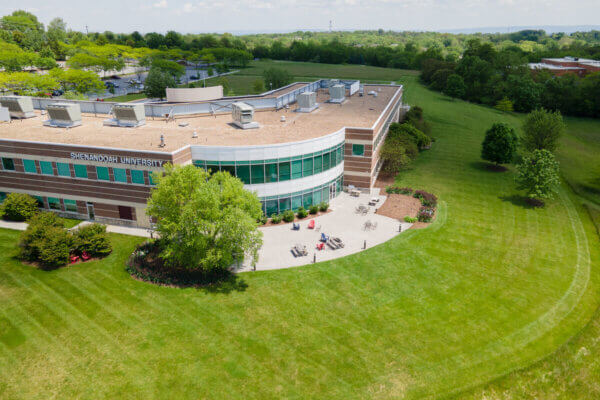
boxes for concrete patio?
[239,191,411,271]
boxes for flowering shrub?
[418,206,435,222]
[413,190,438,207]
[385,186,414,195]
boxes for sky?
[2,0,600,34]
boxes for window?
[23,159,37,173]
[313,155,322,174]
[323,152,330,170]
[265,163,278,183]
[96,166,110,181]
[47,197,61,210]
[303,192,313,209]
[56,162,71,177]
[40,161,54,175]
[265,200,278,216]
[221,165,235,177]
[278,197,291,212]
[64,199,77,213]
[291,159,302,179]
[352,144,365,157]
[0,192,6,203]
[278,162,290,181]
[74,164,88,178]
[148,172,157,186]
[302,157,313,177]
[235,165,251,184]
[291,195,302,210]
[131,169,145,184]
[313,189,322,205]
[2,158,14,171]
[206,163,219,174]
[33,196,44,208]
[251,164,264,184]
[113,168,127,183]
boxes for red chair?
[81,252,91,261]
[308,219,315,229]
[316,242,325,251]
[70,255,79,264]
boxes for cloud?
[152,0,168,8]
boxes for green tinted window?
[96,166,109,181]
[279,197,291,212]
[265,200,278,216]
[291,195,302,210]
[73,164,88,178]
[47,197,61,210]
[56,162,71,177]
[235,165,251,184]
[302,157,313,177]
[113,168,127,183]
[206,164,219,174]
[40,161,54,175]
[291,160,302,179]
[221,165,235,176]
[278,162,290,181]
[352,144,365,156]
[265,163,278,183]
[23,159,37,173]
[323,152,330,170]
[2,158,14,171]
[64,199,77,212]
[148,172,157,185]
[313,155,322,174]
[303,192,313,209]
[131,169,145,184]
[33,196,44,208]
[251,164,264,184]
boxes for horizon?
[2,1,599,35]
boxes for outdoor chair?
[320,233,329,242]
[292,222,300,230]
[308,219,315,229]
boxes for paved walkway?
[238,192,411,271]
[0,220,28,231]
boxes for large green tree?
[144,67,176,99]
[522,109,565,152]
[515,149,560,203]
[481,123,519,166]
[263,67,292,90]
[445,74,466,99]
[147,164,263,271]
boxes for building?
[0,80,404,227]
[529,56,600,77]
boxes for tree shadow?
[499,194,544,209]
[199,273,248,295]
[469,161,509,172]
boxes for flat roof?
[0,85,401,153]
[528,63,585,70]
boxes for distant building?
[529,56,600,77]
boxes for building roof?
[528,63,585,70]
[0,85,401,153]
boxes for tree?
[146,164,263,272]
[18,212,70,268]
[263,67,292,90]
[151,58,185,78]
[253,79,265,93]
[494,97,514,112]
[522,109,565,152]
[144,67,175,99]
[481,123,519,166]
[47,18,67,43]
[388,122,431,149]
[445,74,466,99]
[379,134,416,174]
[49,68,104,95]
[516,149,560,204]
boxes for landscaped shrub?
[296,207,308,219]
[385,186,413,195]
[418,206,435,222]
[270,213,282,224]
[318,202,329,212]
[258,215,268,225]
[404,216,418,223]
[413,190,438,207]
[282,210,295,223]
[18,212,65,262]
[37,227,71,268]
[1,193,39,221]
[72,223,112,257]
[309,205,319,214]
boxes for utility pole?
[329,20,332,33]
[85,25,89,35]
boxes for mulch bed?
[376,193,422,221]
[261,209,332,227]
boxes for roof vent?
[43,103,82,128]
[0,96,35,119]
[296,91,319,113]
[328,84,345,104]
[103,103,146,127]
[0,107,9,122]
[231,102,259,129]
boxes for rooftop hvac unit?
[296,91,318,113]
[0,96,35,119]
[328,84,346,104]
[103,103,146,127]
[0,107,9,122]
[231,102,259,129]
[43,103,82,128]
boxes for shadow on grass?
[199,274,248,294]
[470,161,508,173]
[499,194,544,209]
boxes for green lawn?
[0,65,599,399]
[107,92,146,102]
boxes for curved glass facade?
[192,142,344,185]
[260,174,343,216]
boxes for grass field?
[0,63,599,399]
[107,92,146,102]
